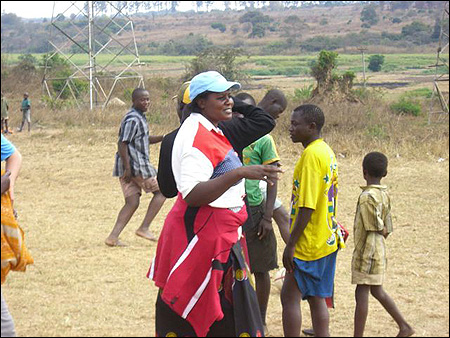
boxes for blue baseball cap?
[189,71,241,102]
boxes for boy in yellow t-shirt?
[281,104,339,337]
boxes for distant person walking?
[18,92,31,133]
[1,92,11,134]
[106,88,166,247]
[352,152,414,337]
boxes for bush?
[390,98,421,116]
[261,41,289,55]
[284,15,301,25]
[184,47,248,83]
[300,36,341,52]
[368,54,385,72]
[15,54,37,73]
[52,77,89,100]
[402,88,433,99]
[211,22,226,33]
[293,84,314,101]
[154,33,213,56]
[366,124,387,139]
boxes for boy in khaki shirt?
[352,152,414,337]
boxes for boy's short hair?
[264,89,287,109]
[235,92,256,106]
[132,88,148,101]
[293,104,325,132]
[363,152,388,178]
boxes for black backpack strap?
[157,128,180,198]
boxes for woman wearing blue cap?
[149,71,282,337]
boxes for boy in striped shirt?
[106,88,166,247]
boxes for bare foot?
[105,238,127,247]
[135,230,158,242]
[397,326,415,337]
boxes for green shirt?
[290,139,339,261]
[242,134,280,206]
[21,98,31,111]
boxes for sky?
[2,1,69,19]
[1,1,219,19]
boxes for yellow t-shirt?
[290,139,339,261]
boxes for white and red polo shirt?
[172,112,246,209]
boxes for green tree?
[401,21,432,45]
[310,50,357,101]
[0,13,23,27]
[239,11,273,38]
[185,47,248,83]
[310,50,338,85]
[401,21,429,36]
[360,6,379,27]
[368,54,385,72]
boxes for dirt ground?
[1,123,449,337]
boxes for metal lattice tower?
[42,1,144,110]
[428,1,449,124]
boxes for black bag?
[157,128,180,198]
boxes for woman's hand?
[239,165,284,186]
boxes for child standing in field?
[18,92,31,133]
[106,88,166,247]
[281,104,340,337]
[352,152,414,337]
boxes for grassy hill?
[1,2,447,55]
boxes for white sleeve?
[178,147,213,199]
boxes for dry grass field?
[1,85,449,337]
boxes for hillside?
[1,1,448,55]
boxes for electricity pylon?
[42,1,144,110]
[429,1,449,124]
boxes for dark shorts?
[245,203,278,274]
[293,250,338,300]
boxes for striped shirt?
[352,185,393,276]
[113,108,156,179]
